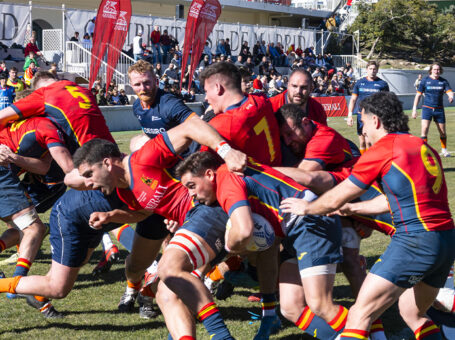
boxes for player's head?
[276,104,313,157]
[31,71,57,90]
[73,139,122,195]
[366,61,379,79]
[199,62,242,113]
[128,60,157,104]
[359,92,409,143]
[176,152,223,206]
[0,73,6,86]
[429,62,443,77]
[287,69,313,107]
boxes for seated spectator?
[244,56,255,74]
[203,42,213,63]
[23,51,39,71]
[24,36,43,58]
[23,61,38,86]
[226,55,233,63]
[313,84,326,96]
[49,62,58,78]
[119,89,129,105]
[252,41,263,64]
[108,89,122,105]
[170,53,181,69]
[199,54,211,68]
[0,60,7,76]
[219,54,226,63]
[215,39,226,56]
[0,73,15,109]
[183,87,196,103]
[235,55,244,67]
[331,72,345,94]
[82,33,92,49]
[163,63,179,84]
[7,67,25,92]
[315,53,325,67]
[169,35,179,50]
[252,78,264,94]
[312,67,323,79]
[95,84,108,105]
[268,43,280,66]
[154,62,163,78]
[295,46,303,57]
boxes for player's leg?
[420,107,432,142]
[253,242,282,340]
[0,225,20,253]
[357,114,367,153]
[119,214,168,313]
[158,205,233,340]
[435,117,449,156]
[340,222,365,297]
[155,274,197,339]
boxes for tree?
[348,0,455,62]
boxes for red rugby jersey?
[116,133,193,225]
[349,133,454,234]
[11,80,114,150]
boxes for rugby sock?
[261,293,277,317]
[225,255,243,271]
[414,320,442,339]
[208,266,224,282]
[440,137,447,150]
[192,269,202,279]
[328,305,348,334]
[116,224,135,252]
[421,136,428,143]
[179,337,195,340]
[127,279,142,294]
[0,240,5,252]
[369,319,387,340]
[444,265,454,289]
[101,233,114,252]
[197,302,233,340]
[13,258,31,277]
[295,306,337,338]
[340,329,369,339]
[0,275,22,293]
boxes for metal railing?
[332,54,367,79]
[65,41,135,86]
[290,0,342,11]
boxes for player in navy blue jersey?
[346,61,389,154]
[412,63,454,157]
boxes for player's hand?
[224,149,247,175]
[89,212,110,229]
[280,197,309,216]
[328,203,354,216]
[346,116,353,127]
[412,110,417,119]
[449,96,454,104]
[0,144,14,165]
[164,219,180,233]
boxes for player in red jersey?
[269,69,327,125]
[200,62,282,166]
[177,153,348,340]
[73,118,245,340]
[281,92,455,340]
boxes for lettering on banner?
[102,1,118,20]
[321,103,341,111]
[230,30,239,52]
[114,11,128,31]
[1,13,18,40]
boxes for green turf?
[0,108,454,339]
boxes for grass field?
[0,107,454,339]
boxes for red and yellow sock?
[440,137,447,149]
[370,319,385,335]
[341,329,369,339]
[197,302,219,321]
[14,257,31,276]
[414,320,441,339]
[328,305,348,332]
[295,306,315,331]
[0,275,22,294]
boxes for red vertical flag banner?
[188,0,221,91]
[106,1,132,87]
[180,0,205,90]
[89,0,118,89]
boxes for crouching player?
[280,92,455,340]
[176,153,348,340]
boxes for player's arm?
[412,92,422,118]
[48,145,74,174]
[0,106,20,129]
[167,117,247,173]
[347,94,357,127]
[0,144,51,174]
[332,193,389,216]
[225,205,255,253]
[297,159,323,171]
[275,166,315,186]
[89,207,152,229]
[280,178,365,216]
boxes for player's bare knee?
[280,303,300,323]
[155,282,177,306]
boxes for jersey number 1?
[254,117,276,162]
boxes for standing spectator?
[70,32,79,42]
[414,74,423,90]
[108,89,123,105]
[133,32,143,61]
[159,29,171,64]
[0,73,15,109]
[23,61,38,86]
[81,33,92,49]
[268,43,280,66]
[235,55,244,67]
[215,39,226,56]
[225,38,232,57]
[150,26,162,64]
[7,67,25,92]
[154,62,163,78]
[87,17,96,37]
[23,51,39,71]
[253,41,263,63]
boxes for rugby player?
[268,69,327,125]
[346,61,389,154]
[281,92,455,340]
[176,152,348,340]
[412,62,454,157]
[71,118,246,340]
